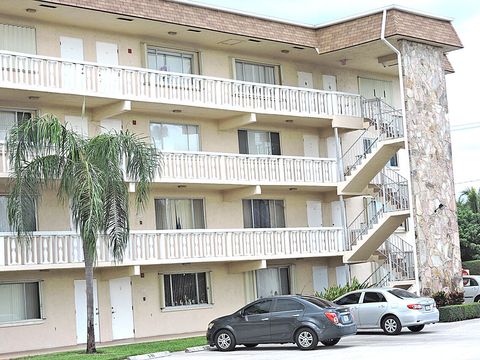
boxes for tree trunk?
[83,246,97,354]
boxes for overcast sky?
[191,0,480,196]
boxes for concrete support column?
[399,40,462,295]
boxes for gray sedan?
[206,295,357,351]
[334,288,438,335]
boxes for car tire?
[214,329,236,352]
[408,325,425,332]
[474,296,480,303]
[381,315,402,335]
[243,344,258,348]
[295,327,318,350]
[320,338,340,346]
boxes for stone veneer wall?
[400,40,463,295]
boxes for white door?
[297,71,313,88]
[312,265,329,294]
[100,118,122,134]
[109,277,134,340]
[96,41,119,94]
[65,115,88,137]
[60,36,84,90]
[307,201,323,227]
[358,77,393,105]
[74,279,100,344]
[322,75,337,91]
[303,134,320,157]
[331,201,343,227]
[326,136,337,158]
[336,265,349,287]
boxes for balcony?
[0,51,362,119]
[157,151,337,187]
[0,228,344,270]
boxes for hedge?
[439,303,480,322]
[463,260,480,275]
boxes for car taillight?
[325,312,339,324]
[407,304,423,310]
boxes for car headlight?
[208,322,215,330]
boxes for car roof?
[464,275,480,279]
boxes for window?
[238,130,280,155]
[256,267,290,298]
[235,60,277,84]
[389,153,399,167]
[464,278,478,287]
[0,110,33,142]
[243,199,285,228]
[0,195,37,232]
[163,272,209,307]
[363,292,387,303]
[273,299,304,312]
[150,123,199,152]
[155,199,205,230]
[147,46,195,74]
[335,292,361,305]
[0,282,41,323]
[303,296,336,309]
[363,137,375,155]
[388,289,419,299]
[0,24,36,54]
[243,299,272,315]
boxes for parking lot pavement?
[170,319,480,360]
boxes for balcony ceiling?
[3,0,398,75]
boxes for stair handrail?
[377,234,415,281]
[342,97,404,177]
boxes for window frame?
[161,271,212,309]
[0,108,35,143]
[145,45,199,74]
[243,298,273,316]
[255,265,291,299]
[154,197,206,230]
[0,193,38,232]
[233,59,281,85]
[335,292,361,305]
[242,199,286,229]
[362,291,387,304]
[0,280,44,325]
[150,122,201,152]
[272,298,305,313]
[238,129,281,156]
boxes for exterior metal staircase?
[361,234,415,288]
[343,167,410,263]
[339,98,405,194]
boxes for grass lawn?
[22,336,207,360]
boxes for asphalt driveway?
[171,318,480,360]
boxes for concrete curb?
[127,351,171,360]
[185,345,212,353]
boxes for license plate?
[342,315,350,322]
[425,305,432,311]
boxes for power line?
[455,178,480,185]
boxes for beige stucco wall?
[0,257,345,354]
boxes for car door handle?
[261,318,269,321]
[292,314,300,317]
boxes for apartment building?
[0,0,463,354]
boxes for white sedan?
[463,276,480,303]
[334,288,438,335]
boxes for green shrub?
[463,260,480,275]
[439,303,480,322]
[432,291,448,307]
[315,277,367,301]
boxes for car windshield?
[388,289,420,299]
[302,296,336,308]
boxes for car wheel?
[408,325,425,332]
[381,315,402,335]
[243,344,258,348]
[214,329,236,351]
[474,296,480,303]
[320,338,340,346]
[295,327,318,350]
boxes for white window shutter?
[206,271,214,305]
[158,273,166,309]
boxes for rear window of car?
[302,296,336,309]
[388,289,420,299]
[335,292,361,305]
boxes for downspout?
[380,10,420,294]
[333,127,351,283]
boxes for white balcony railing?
[0,228,344,269]
[1,146,337,185]
[158,151,337,185]
[0,51,362,118]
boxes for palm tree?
[6,114,158,353]
[459,187,480,213]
